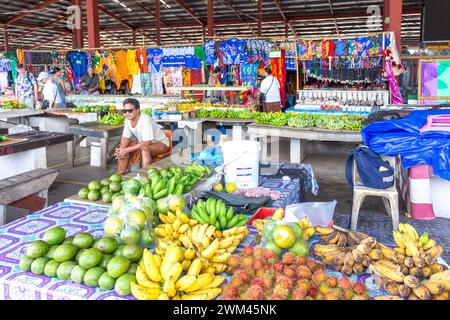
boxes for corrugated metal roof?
[0,0,424,50]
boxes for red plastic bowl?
[246,207,276,226]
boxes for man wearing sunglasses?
[114,98,170,174]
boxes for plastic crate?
[246,207,276,225]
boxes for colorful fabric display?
[68,51,87,84]
[147,48,164,74]
[220,38,246,65]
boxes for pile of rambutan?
[220,245,369,300]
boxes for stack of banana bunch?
[368,223,448,300]
[392,223,441,259]
[370,254,449,300]
[155,210,249,274]
[131,247,225,300]
[314,233,381,276]
[155,210,199,241]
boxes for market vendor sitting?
[79,67,100,95]
[115,98,170,175]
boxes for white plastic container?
[90,141,102,167]
[221,140,261,188]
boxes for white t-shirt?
[259,75,280,103]
[122,113,169,147]
[43,79,62,103]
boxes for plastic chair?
[350,156,399,230]
[153,129,173,162]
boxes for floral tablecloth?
[0,201,258,300]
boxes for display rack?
[294,89,390,112]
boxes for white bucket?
[90,141,102,167]
[221,140,261,188]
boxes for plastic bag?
[283,200,337,227]
[103,194,156,247]
[261,221,309,257]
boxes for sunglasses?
[123,109,135,114]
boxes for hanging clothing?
[136,48,148,73]
[147,48,164,74]
[115,50,130,88]
[16,49,25,64]
[162,67,183,95]
[182,67,191,86]
[0,72,9,91]
[105,52,118,85]
[270,49,287,108]
[68,51,87,84]
[151,72,163,95]
[203,40,216,66]
[140,73,152,96]
[131,74,142,94]
[385,59,403,104]
[220,38,246,65]
[190,69,203,85]
[127,49,140,75]
[194,46,205,69]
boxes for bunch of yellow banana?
[155,210,198,240]
[131,247,225,300]
[393,223,440,258]
[180,224,249,274]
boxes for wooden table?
[68,122,124,169]
[0,131,74,180]
[247,123,362,163]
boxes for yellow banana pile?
[155,215,249,275]
[392,223,440,258]
[131,246,225,300]
[155,210,198,240]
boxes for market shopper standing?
[79,67,100,95]
[14,64,38,109]
[258,67,281,112]
[43,70,63,109]
[115,98,170,175]
[52,68,67,108]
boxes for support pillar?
[155,0,161,45]
[132,30,136,46]
[383,0,402,51]
[3,26,9,52]
[86,0,100,48]
[207,0,214,37]
[285,23,288,39]
[72,0,84,49]
[257,0,262,37]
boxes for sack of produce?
[104,194,157,247]
[261,221,309,257]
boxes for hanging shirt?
[147,48,163,73]
[220,38,246,65]
[68,51,87,82]
[127,49,140,75]
[15,71,37,100]
[322,40,337,58]
[334,40,349,57]
[136,48,148,73]
[203,40,216,66]
[115,50,130,88]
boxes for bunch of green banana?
[143,165,211,199]
[98,112,125,125]
[190,198,248,231]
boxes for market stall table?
[68,122,124,169]
[199,118,255,141]
[0,131,74,180]
[247,123,362,163]
[0,109,46,127]
[0,201,257,300]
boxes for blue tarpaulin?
[361,110,450,181]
